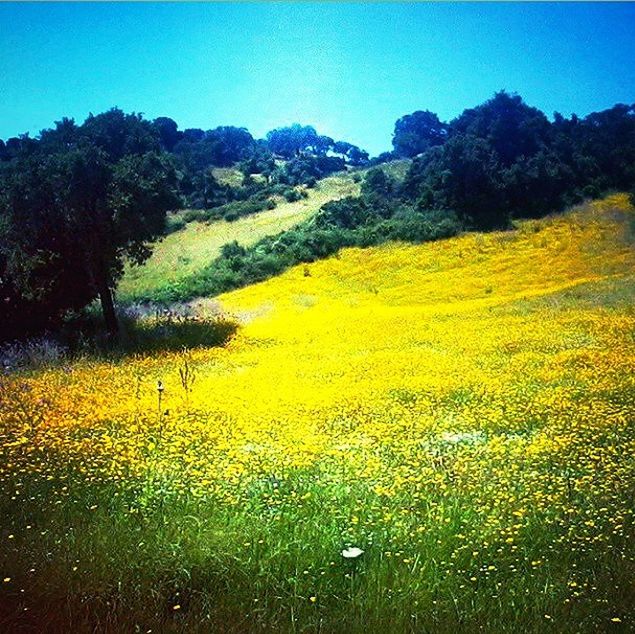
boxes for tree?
[153,117,182,152]
[189,170,232,209]
[576,104,635,190]
[0,112,179,339]
[333,141,369,166]
[393,110,448,158]
[449,91,551,167]
[205,126,255,166]
[173,126,255,173]
[81,108,160,161]
[266,124,319,158]
[0,153,95,340]
[346,145,369,166]
[412,134,508,230]
[361,168,395,199]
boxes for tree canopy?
[400,92,635,228]
[0,110,178,339]
[392,110,448,158]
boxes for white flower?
[341,547,364,559]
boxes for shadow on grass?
[120,315,239,354]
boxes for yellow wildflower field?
[1,194,634,632]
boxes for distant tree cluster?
[156,120,367,207]
[265,123,368,165]
[395,92,635,229]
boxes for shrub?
[164,215,187,234]
[284,189,302,203]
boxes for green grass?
[118,173,360,303]
[211,167,246,188]
[1,427,632,633]
[372,159,411,183]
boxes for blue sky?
[1,2,634,155]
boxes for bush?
[164,215,187,234]
[384,208,462,243]
[182,209,208,223]
[284,189,302,203]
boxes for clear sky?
[1,2,634,156]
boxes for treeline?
[1,119,367,211]
[391,92,635,229]
[1,92,635,340]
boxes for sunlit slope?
[222,193,633,316]
[118,173,360,302]
[202,193,635,420]
[18,194,634,487]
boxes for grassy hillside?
[1,195,633,632]
[118,172,360,302]
[211,166,245,187]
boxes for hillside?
[222,193,634,316]
[1,194,633,632]
[118,172,361,302]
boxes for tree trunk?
[97,275,119,338]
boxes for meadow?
[118,173,360,303]
[0,194,634,632]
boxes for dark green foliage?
[0,112,179,341]
[332,141,370,165]
[153,117,181,152]
[265,124,367,168]
[164,214,187,234]
[266,124,319,158]
[448,92,551,167]
[173,126,255,171]
[80,109,161,162]
[177,194,277,225]
[402,92,635,229]
[361,168,396,208]
[393,110,448,158]
[283,189,302,203]
[503,150,576,218]
[180,170,233,210]
[217,200,268,222]
[372,208,461,244]
[271,155,346,187]
[410,135,509,230]
[239,142,277,177]
[315,197,382,229]
[0,154,97,340]
[572,104,635,191]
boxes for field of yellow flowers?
[1,195,634,632]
